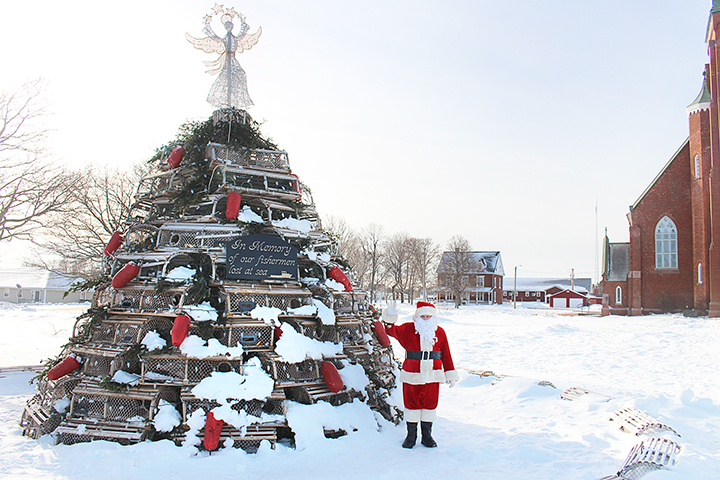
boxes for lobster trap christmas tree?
[20,6,399,452]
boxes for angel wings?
[186,12,262,109]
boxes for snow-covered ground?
[1,301,719,479]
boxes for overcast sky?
[0,0,713,282]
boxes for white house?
[0,268,87,304]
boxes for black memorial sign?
[225,234,298,281]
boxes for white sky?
[0,0,713,282]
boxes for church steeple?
[687,71,712,115]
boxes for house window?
[655,216,678,269]
[476,276,484,288]
[698,263,703,285]
[3,289,8,297]
[32,290,41,301]
[695,155,701,179]
[615,286,622,305]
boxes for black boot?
[402,422,418,448]
[420,421,437,448]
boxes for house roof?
[438,251,504,276]
[547,288,587,299]
[0,268,81,290]
[502,277,591,293]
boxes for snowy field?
[1,301,719,479]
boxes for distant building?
[600,2,720,316]
[436,251,504,304]
[546,289,589,308]
[0,268,86,304]
[502,277,592,304]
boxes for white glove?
[446,379,456,388]
[382,302,399,324]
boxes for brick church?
[601,1,720,316]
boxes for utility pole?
[571,268,575,290]
[513,265,521,309]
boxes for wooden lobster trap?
[330,291,370,314]
[20,374,82,439]
[257,352,334,386]
[90,313,175,345]
[180,389,288,452]
[140,354,245,385]
[224,285,311,314]
[188,316,276,352]
[70,345,129,378]
[282,317,339,344]
[55,379,161,446]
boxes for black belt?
[406,351,441,360]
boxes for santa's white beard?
[414,316,438,346]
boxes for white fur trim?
[414,306,437,318]
[400,369,449,385]
[421,409,437,422]
[444,370,460,382]
[404,409,422,423]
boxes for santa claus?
[382,301,459,448]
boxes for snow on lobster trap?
[20,7,400,452]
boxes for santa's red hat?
[414,301,437,318]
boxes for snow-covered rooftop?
[0,268,80,290]
[502,277,592,293]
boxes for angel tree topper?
[186,5,262,109]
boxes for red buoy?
[171,314,191,347]
[203,411,224,451]
[167,146,184,169]
[328,266,353,292]
[111,262,139,289]
[226,192,241,220]
[372,321,391,347]
[47,355,81,381]
[103,231,123,256]
[321,361,344,393]
[290,173,301,193]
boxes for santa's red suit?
[383,301,459,448]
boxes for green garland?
[157,111,277,216]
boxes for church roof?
[630,138,690,211]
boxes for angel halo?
[186,5,262,110]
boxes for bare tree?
[360,223,385,303]
[0,80,79,242]
[383,232,412,303]
[438,235,474,308]
[323,215,367,287]
[36,164,148,277]
[413,237,440,302]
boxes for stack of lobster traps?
[21,108,400,452]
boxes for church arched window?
[698,263,703,285]
[615,285,622,305]
[655,216,678,269]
